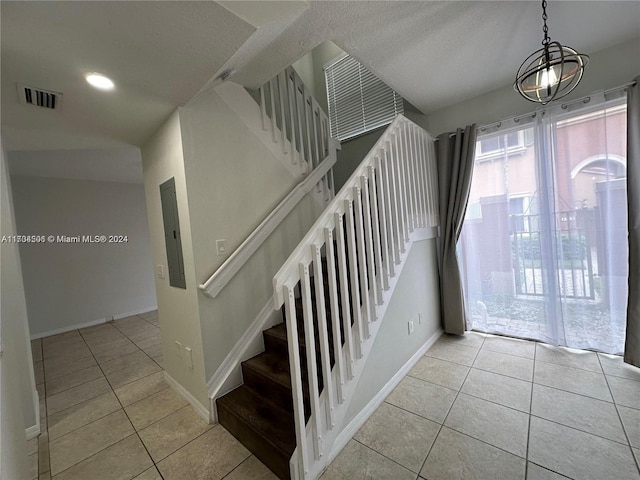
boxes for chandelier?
[514,0,589,105]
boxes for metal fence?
[511,210,595,299]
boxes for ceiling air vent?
[17,83,62,110]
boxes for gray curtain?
[436,125,477,335]
[625,76,640,368]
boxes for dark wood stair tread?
[264,323,300,345]
[217,253,352,479]
[217,385,295,457]
[243,352,292,388]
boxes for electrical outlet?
[418,312,423,325]
[216,239,227,256]
[185,346,193,369]
[156,265,165,279]
[408,320,414,335]
[175,341,182,357]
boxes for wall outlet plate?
[156,265,165,279]
[185,346,193,369]
[408,320,414,335]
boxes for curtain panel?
[459,91,630,354]
[625,76,640,367]
[436,125,477,335]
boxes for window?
[509,196,530,232]
[476,130,527,158]
[325,55,403,142]
[459,95,628,354]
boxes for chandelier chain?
[515,0,589,104]
[541,0,550,46]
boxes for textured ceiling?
[1,1,256,151]
[334,1,640,113]
[1,1,639,182]
[228,1,640,114]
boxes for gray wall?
[141,110,208,407]
[1,146,36,480]
[293,41,431,192]
[332,128,386,192]
[343,238,441,425]
[178,87,324,385]
[11,175,157,337]
[293,41,346,115]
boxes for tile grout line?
[218,454,254,480]
[527,412,632,447]
[417,333,488,477]
[350,437,418,476]
[44,321,163,479]
[524,341,537,479]
[596,352,640,475]
[408,343,634,449]
[527,461,573,479]
[111,315,164,369]
[37,338,47,480]
[37,338,50,479]
[152,424,226,472]
[530,379,617,405]
[530,343,636,479]
[50,327,137,478]
[80,322,169,480]
[361,399,445,473]
[109,316,166,479]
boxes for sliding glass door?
[459,93,628,354]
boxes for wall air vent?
[17,83,62,110]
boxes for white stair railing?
[260,66,335,197]
[200,66,338,299]
[272,115,438,479]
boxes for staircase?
[205,64,439,480]
[217,261,336,479]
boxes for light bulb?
[539,66,559,89]
[85,73,114,90]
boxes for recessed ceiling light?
[85,73,114,91]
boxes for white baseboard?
[164,371,212,424]
[30,317,107,340]
[414,226,438,241]
[25,423,40,440]
[207,298,280,399]
[328,328,443,466]
[30,306,159,339]
[112,306,158,320]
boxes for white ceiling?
[1,0,256,152]
[227,1,640,112]
[336,1,640,113]
[2,1,639,182]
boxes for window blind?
[325,55,404,142]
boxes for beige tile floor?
[321,332,640,480]
[30,311,277,480]
[31,317,640,480]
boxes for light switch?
[156,265,165,279]
[216,239,227,256]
